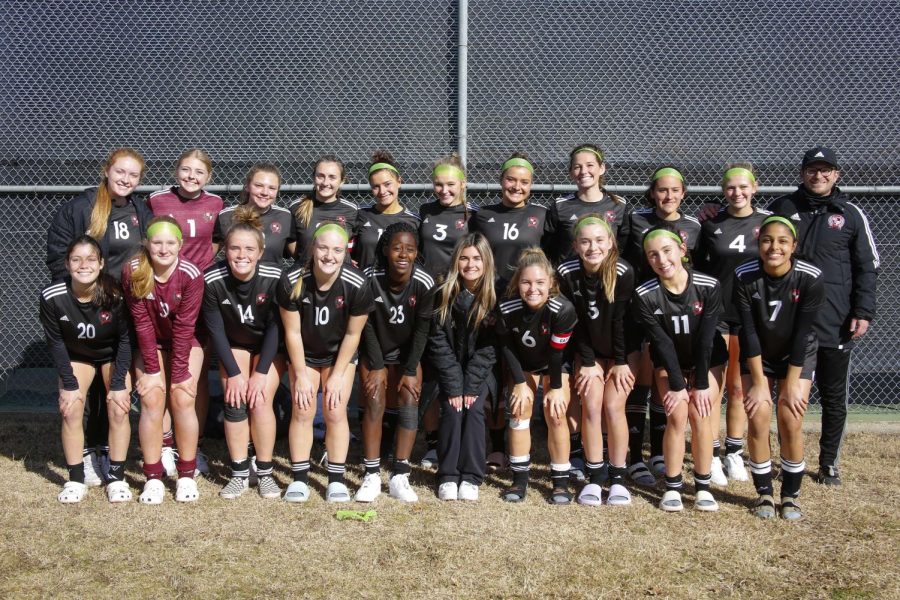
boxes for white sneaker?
[420,449,438,469]
[354,473,382,502]
[458,481,479,501]
[438,481,458,501]
[139,479,166,505]
[220,476,249,499]
[83,452,103,487]
[106,480,132,503]
[723,452,749,482]
[160,447,178,478]
[389,473,418,502]
[194,450,210,477]
[175,477,199,502]
[58,481,87,503]
[649,455,666,477]
[710,457,728,486]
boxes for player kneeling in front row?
[204,209,285,500]
[497,248,577,503]
[633,226,727,512]
[40,236,133,504]
[124,217,205,503]
[735,216,825,520]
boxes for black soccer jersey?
[352,206,420,270]
[496,295,577,388]
[734,258,825,367]
[470,202,549,283]
[214,204,295,266]
[105,203,143,282]
[277,263,375,366]
[39,280,132,391]
[546,192,632,264]
[695,207,771,325]
[289,196,358,264]
[625,209,701,281]
[632,270,724,391]
[557,258,635,365]
[418,201,476,279]
[203,261,283,377]
[362,265,436,375]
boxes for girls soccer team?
[41,146,824,519]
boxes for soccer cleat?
[818,465,841,486]
[58,481,87,504]
[175,477,199,503]
[710,457,728,486]
[780,498,804,521]
[606,483,632,506]
[83,452,103,487]
[326,481,352,503]
[628,462,656,486]
[160,446,178,478]
[219,476,249,499]
[283,481,311,503]
[438,481,458,501]
[752,494,776,519]
[568,456,586,482]
[723,452,749,482]
[577,483,603,506]
[194,450,210,477]
[458,481,479,501]
[694,490,719,512]
[106,480,133,503]
[257,475,281,499]
[419,449,438,469]
[388,473,418,503]
[659,490,683,512]
[354,473,383,503]
[139,479,166,505]
[649,455,666,477]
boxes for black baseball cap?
[802,147,839,169]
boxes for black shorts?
[305,352,359,368]
[741,337,817,380]
[649,334,728,372]
[716,321,741,336]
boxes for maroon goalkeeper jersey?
[147,187,223,269]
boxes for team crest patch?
[335,295,344,309]
[791,289,801,303]
[541,323,550,335]
[828,215,845,230]
[753,227,760,238]
[605,210,616,223]
[174,293,182,301]
[409,295,417,307]
[455,218,466,230]
[256,293,268,305]
[99,310,112,324]
[692,301,704,315]
[131,215,139,227]
[337,216,346,224]
[204,212,214,222]
[679,230,689,244]
[528,217,539,228]
[270,222,281,234]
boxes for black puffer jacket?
[46,187,154,282]
[429,289,498,398]
[768,186,879,348]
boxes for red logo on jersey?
[692,301,704,315]
[204,212,214,222]
[335,295,344,309]
[528,217,539,228]
[131,215,139,227]
[605,210,616,223]
[791,289,801,303]
[270,222,281,234]
[455,218,466,230]
[99,310,112,324]
[541,323,550,335]
[679,230,689,244]
[828,215,845,230]
[753,227,761,239]
[409,295,417,308]
[256,293,268,305]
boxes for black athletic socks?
[255,460,274,478]
[608,464,627,486]
[725,436,743,456]
[106,460,125,483]
[67,462,85,484]
[231,458,250,479]
[694,471,712,493]
[750,459,774,496]
[781,456,805,498]
[649,403,666,458]
[364,458,380,476]
[291,460,310,483]
[328,461,346,484]
[569,433,583,462]
[393,459,412,476]
[586,460,606,486]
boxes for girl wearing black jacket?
[429,233,498,501]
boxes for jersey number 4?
[728,235,746,253]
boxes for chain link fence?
[1,1,897,410]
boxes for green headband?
[652,167,684,183]
[502,157,534,174]
[573,147,604,163]
[574,216,612,237]
[642,228,684,249]
[432,164,466,181]
[313,223,349,243]
[761,216,797,239]
[146,221,182,241]
[722,167,757,185]
[368,162,400,177]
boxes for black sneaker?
[818,465,842,486]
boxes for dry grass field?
[0,414,897,599]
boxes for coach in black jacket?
[769,147,880,485]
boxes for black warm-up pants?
[437,388,488,486]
